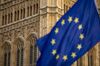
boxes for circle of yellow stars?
[50,16,84,62]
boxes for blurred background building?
[0,0,99,66]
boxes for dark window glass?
[4,52,11,66]
[17,11,19,20]
[2,16,4,25]
[23,8,25,18]
[8,14,10,23]
[30,46,33,64]
[17,48,23,66]
[14,11,17,21]
[5,15,7,24]
[36,4,38,13]
[33,4,35,15]
[21,9,23,19]
[11,13,13,22]
[4,53,7,66]
[30,6,32,16]
[34,45,37,63]
[17,49,19,66]
[8,52,11,66]
[27,7,29,16]
[21,48,23,66]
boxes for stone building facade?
[0,0,99,66]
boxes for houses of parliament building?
[0,0,100,66]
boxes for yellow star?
[78,24,83,30]
[71,52,76,58]
[79,34,84,40]
[51,39,56,45]
[77,44,82,50]
[61,19,65,25]
[74,17,79,23]
[52,49,57,55]
[55,28,59,34]
[56,55,60,60]
[63,55,68,61]
[68,16,73,23]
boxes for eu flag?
[36,0,100,66]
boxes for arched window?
[14,11,17,21]
[34,44,37,65]
[16,40,24,66]
[27,7,29,17]
[30,6,32,16]
[29,35,38,66]
[3,43,11,66]
[17,11,19,20]
[4,52,10,66]
[11,13,13,22]
[30,45,33,64]
[5,15,7,25]
[21,9,23,19]
[36,3,38,13]
[33,4,35,15]
[23,8,25,18]
[2,15,4,25]
[17,48,23,66]
[8,14,10,24]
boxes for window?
[17,48,24,66]
[2,16,4,25]
[36,4,38,13]
[16,41,24,66]
[17,49,19,66]
[23,8,25,18]
[11,13,13,22]
[5,15,7,25]
[8,52,10,66]
[29,38,37,66]
[27,7,29,16]
[33,4,35,15]
[30,46,33,64]
[8,14,10,24]
[4,53,7,66]
[30,6,32,16]
[14,11,17,21]
[4,44,11,66]
[17,11,19,20]
[21,9,23,19]
[34,45,37,64]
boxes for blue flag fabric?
[36,0,100,66]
